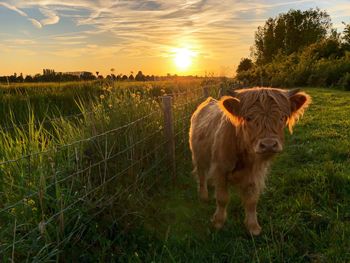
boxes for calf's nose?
[257,138,281,153]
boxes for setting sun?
[173,48,196,70]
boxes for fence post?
[162,95,176,183]
[218,82,224,98]
[203,86,209,98]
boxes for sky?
[0,0,350,77]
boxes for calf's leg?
[193,165,209,201]
[210,165,229,229]
[239,183,261,235]
[198,169,209,201]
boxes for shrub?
[340,72,350,91]
[235,42,350,89]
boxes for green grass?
[0,79,206,128]
[0,79,216,261]
[108,87,350,263]
[0,85,349,262]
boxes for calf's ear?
[220,96,242,126]
[287,90,311,133]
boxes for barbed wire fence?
[0,83,220,261]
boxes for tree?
[254,8,332,64]
[237,58,253,73]
[43,69,55,75]
[9,73,17,82]
[121,75,128,80]
[129,74,134,80]
[135,71,145,81]
[80,72,96,81]
[342,22,350,50]
[24,75,33,82]
[17,73,24,82]
[307,37,343,59]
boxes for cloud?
[0,1,44,28]
[53,35,87,41]
[5,38,36,45]
[28,18,42,28]
[39,8,60,25]
[327,1,350,18]
[0,1,60,28]
[0,1,27,16]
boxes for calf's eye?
[245,116,253,122]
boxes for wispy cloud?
[28,18,42,28]
[0,1,27,16]
[5,38,36,45]
[0,1,61,28]
[327,1,350,18]
[39,8,60,25]
[0,1,42,28]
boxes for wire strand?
[0,109,161,165]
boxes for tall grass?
[0,79,205,130]
[0,79,217,261]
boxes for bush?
[340,72,350,90]
[235,40,350,89]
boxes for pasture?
[0,81,349,262]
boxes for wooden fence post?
[218,83,224,98]
[162,95,176,182]
[203,86,209,98]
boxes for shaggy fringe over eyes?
[287,92,312,134]
[218,88,311,134]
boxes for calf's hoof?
[211,213,226,229]
[199,190,209,202]
[246,223,262,236]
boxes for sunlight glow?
[173,48,196,70]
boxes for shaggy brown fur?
[189,87,311,235]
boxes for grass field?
[0,80,203,127]
[0,82,349,262]
[134,87,350,263]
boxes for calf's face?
[220,88,310,156]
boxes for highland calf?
[189,87,310,235]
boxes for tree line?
[236,8,350,90]
[0,70,163,83]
